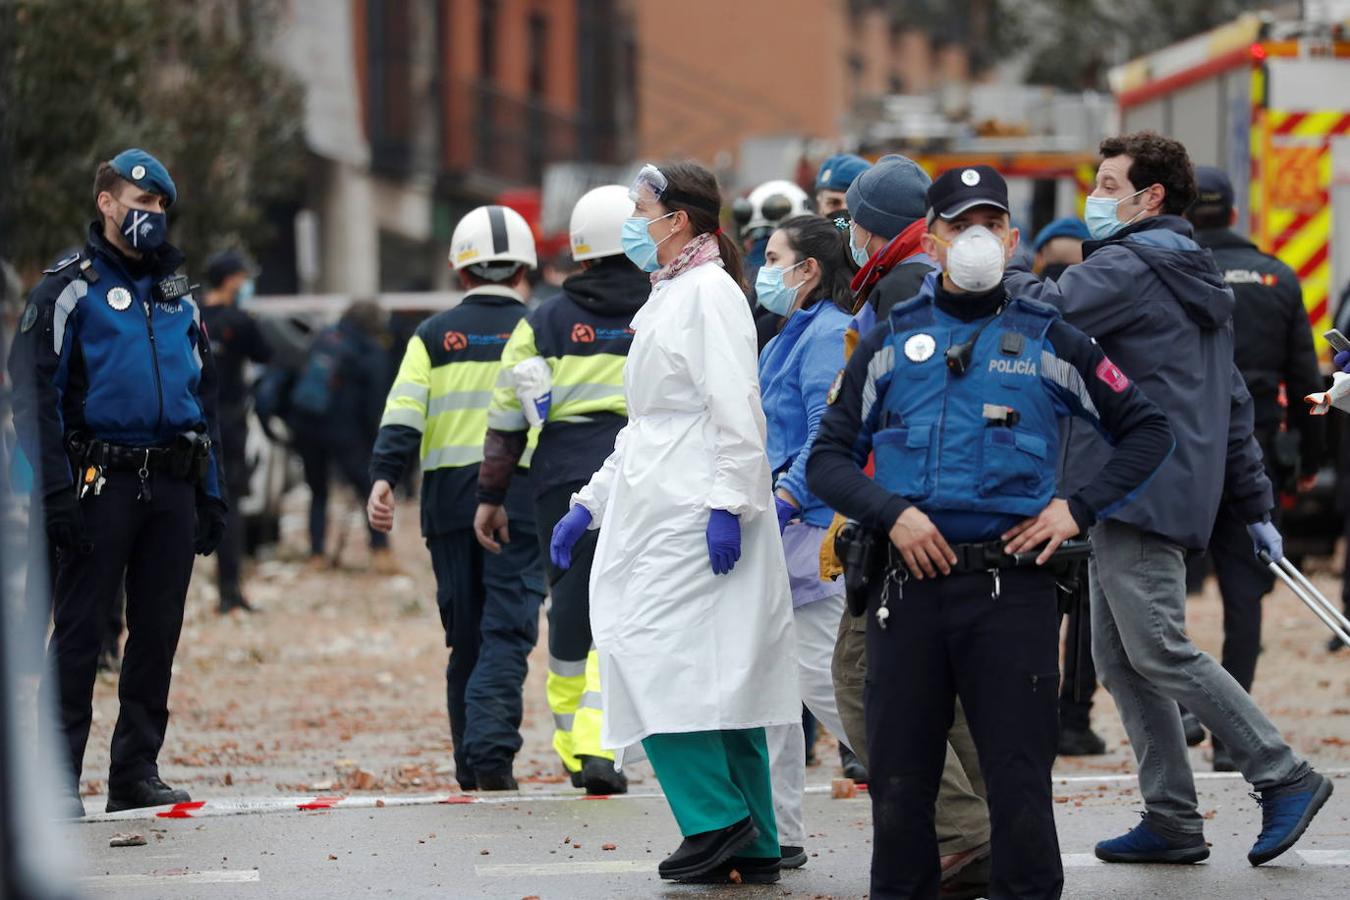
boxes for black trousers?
[43,469,197,790]
[215,407,250,603]
[535,482,596,665]
[866,567,1063,900]
[1208,502,1273,694]
[426,528,545,784]
[1058,580,1097,731]
[295,435,387,558]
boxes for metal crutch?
[1259,551,1350,648]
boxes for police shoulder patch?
[827,368,845,405]
[19,304,38,333]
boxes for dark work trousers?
[295,435,387,557]
[42,469,197,790]
[215,406,250,605]
[1208,502,1273,695]
[866,567,1063,900]
[535,482,596,670]
[427,527,545,784]
[1058,579,1097,732]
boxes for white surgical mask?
[849,225,870,267]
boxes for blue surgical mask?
[755,260,806,317]
[119,206,168,252]
[235,278,256,308]
[1084,188,1147,241]
[621,212,676,273]
[849,224,870,267]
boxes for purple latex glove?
[706,509,742,575]
[1335,349,1350,374]
[1247,517,1284,562]
[550,505,592,570]
[774,496,797,535]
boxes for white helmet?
[569,185,634,262]
[733,179,811,240]
[449,205,537,279]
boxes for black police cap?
[926,166,1010,223]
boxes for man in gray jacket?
[1005,131,1331,868]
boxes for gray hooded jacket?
[1004,215,1272,550]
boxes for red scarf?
[849,219,928,312]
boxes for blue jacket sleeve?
[7,274,79,498]
[778,315,848,506]
[805,323,911,532]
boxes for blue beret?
[815,154,871,194]
[109,148,177,206]
[1033,217,1090,252]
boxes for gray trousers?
[1089,519,1309,836]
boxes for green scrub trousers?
[642,727,779,859]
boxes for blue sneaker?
[1248,772,1333,866]
[1095,817,1209,864]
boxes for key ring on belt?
[138,449,150,482]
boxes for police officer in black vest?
[8,149,227,816]
[808,167,1174,899]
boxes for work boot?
[779,845,807,869]
[658,817,758,881]
[677,855,781,884]
[370,548,401,576]
[940,851,991,899]
[106,777,191,813]
[1095,815,1209,864]
[1249,771,1333,866]
[568,767,584,789]
[1180,711,1206,747]
[579,755,627,795]
[1058,723,1107,756]
[475,771,518,791]
[840,745,868,784]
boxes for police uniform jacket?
[8,224,225,505]
[1195,227,1323,474]
[807,276,1173,541]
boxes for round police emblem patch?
[961,168,980,186]
[131,164,147,180]
[106,286,133,311]
[904,333,936,363]
[19,304,38,333]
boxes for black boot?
[658,817,758,880]
[1058,723,1107,756]
[475,771,519,791]
[106,777,190,812]
[1180,711,1206,747]
[779,844,808,868]
[579,755,627,795]
[840,745,868,783]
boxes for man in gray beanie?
[845,153,938,319]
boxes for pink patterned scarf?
[651,231,723,285]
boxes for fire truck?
[1110,12,1350,352]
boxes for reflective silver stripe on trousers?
[428,390,494,416]
[421,444,483,469]
[52,279,88,355]
[579,691,603,711]
[553,712,575,732]
[380,407,426,431]
[549,656,588,678]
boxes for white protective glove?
[513,356,553,428]
[1305,370,1350,416]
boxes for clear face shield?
[629,164,669,206]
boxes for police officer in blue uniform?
[8,149,227,816]
[808,166,1174,899]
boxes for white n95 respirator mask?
[945,225,1008,293]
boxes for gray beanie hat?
[844,154,932,240]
